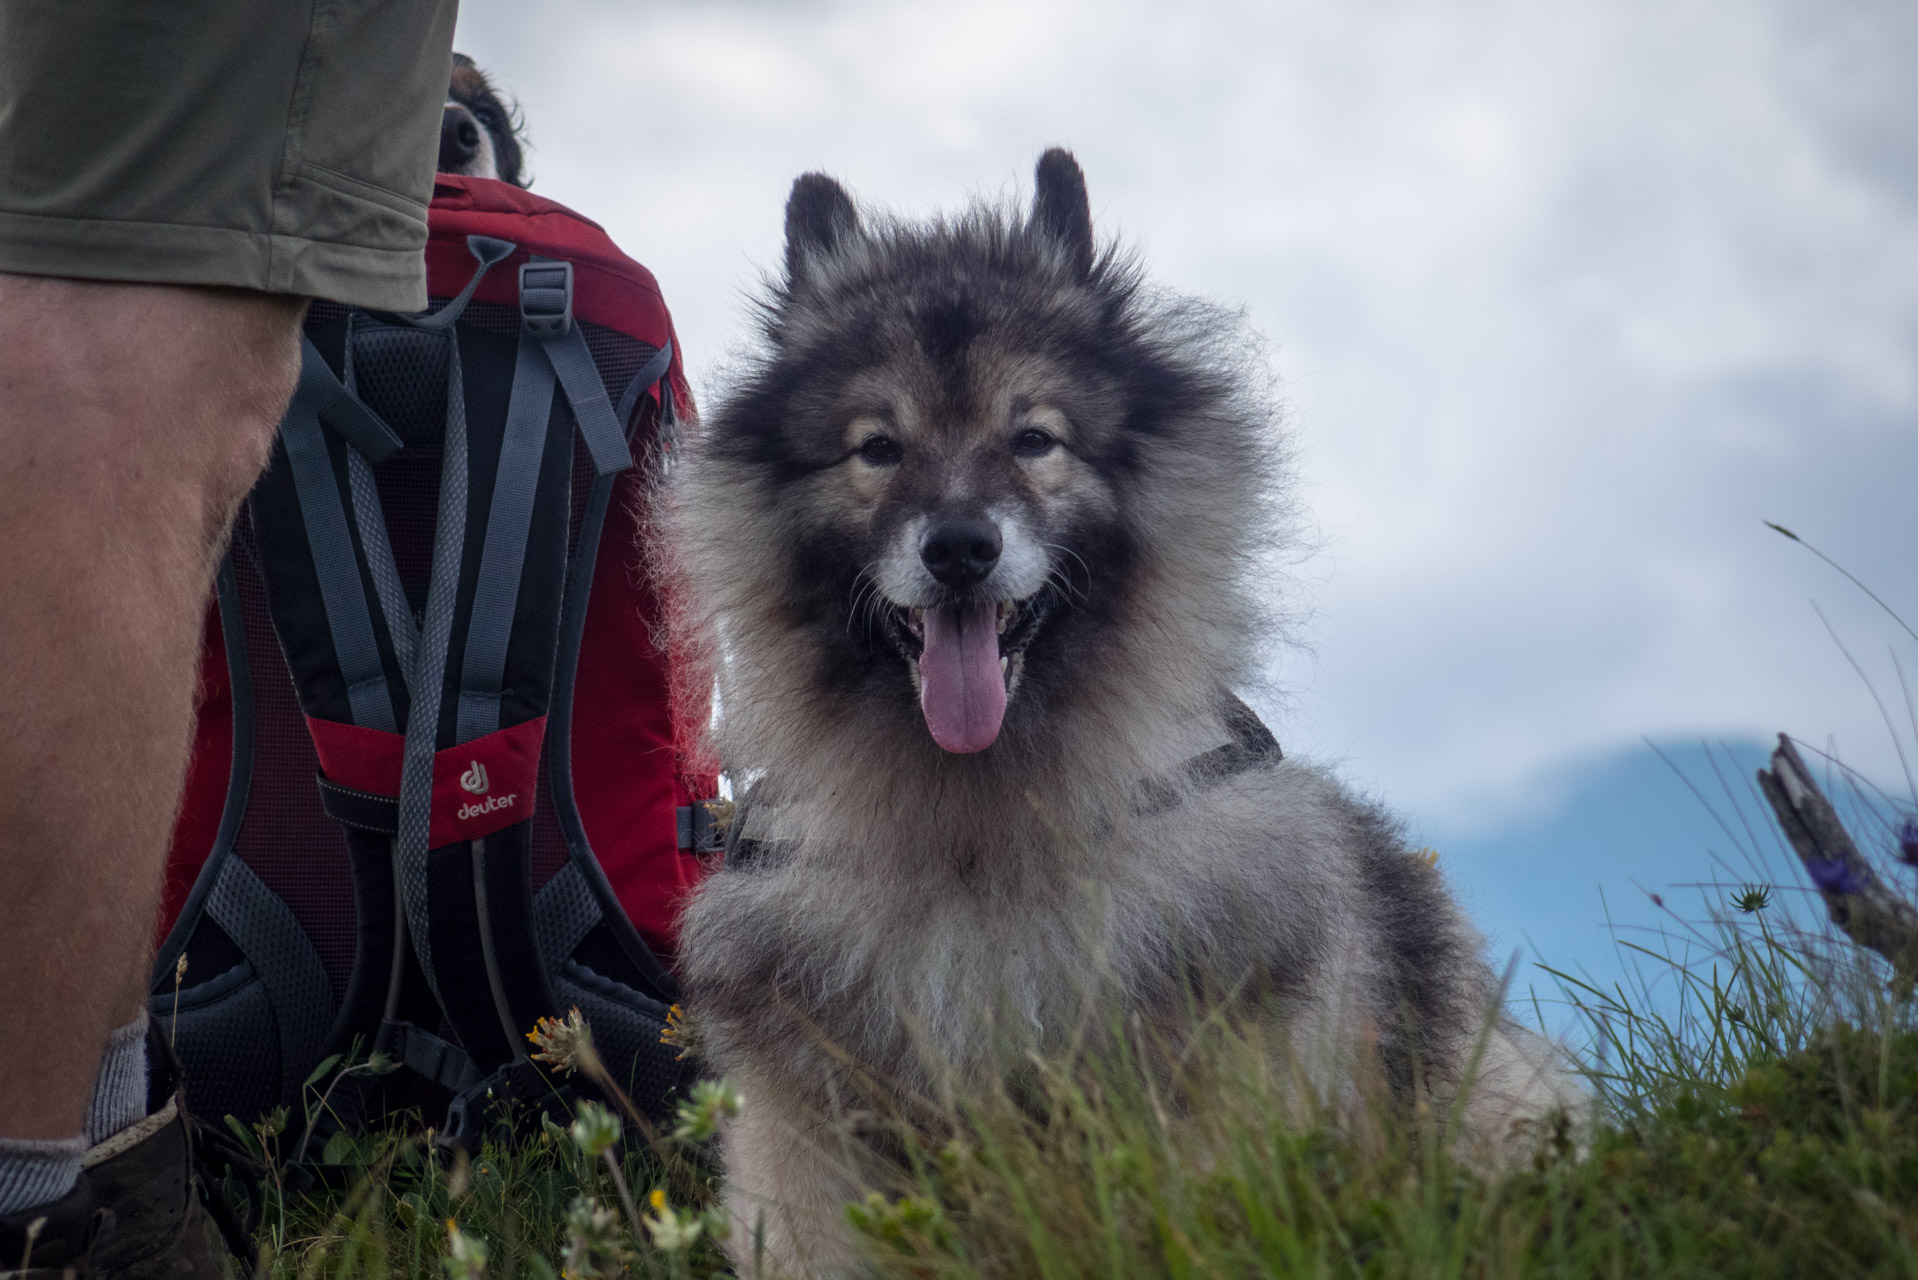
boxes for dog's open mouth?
[883,594,1050,754]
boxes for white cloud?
[455,0,1918,828]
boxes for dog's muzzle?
[439,103,497,180]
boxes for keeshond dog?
[668,149,1574,1275]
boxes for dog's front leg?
[721,1072,875,1279]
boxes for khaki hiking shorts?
[0,0,458,312]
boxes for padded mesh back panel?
[580,323,653,410]
[553,963,682,1122]
[231,517,358,997]
[307,300,352,327]
[351,323,453,624]
[351,325,451,450]
[172,962,282,1125]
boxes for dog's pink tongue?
[918,601,1007,753]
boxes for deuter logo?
[452,758,517,822]
[456,792,517,821]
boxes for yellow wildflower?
[527,1007,592,1073]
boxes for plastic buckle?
[438,1060,576,1155]
[518,258,573,337]
[677,800,729,853]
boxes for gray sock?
[0,1135,84,1217]
[84,1012,150,1147]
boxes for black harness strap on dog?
[727,700,1283,868]
[1186,693,1283,780]
[1133,694,1284,819]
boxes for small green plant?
[440,1219,488,1280]
[245,1008,731,1280]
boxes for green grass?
[243,878,1918,1280]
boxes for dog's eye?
[1011,428,1056,457]
[858,435,903,465]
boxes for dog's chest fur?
[678,762,1375,1100]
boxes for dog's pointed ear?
[784,174,860,289]
[1032,148,1093,278]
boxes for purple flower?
[1805,857,1870,896]
[1898,817,1918,866]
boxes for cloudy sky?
[453,0,1918,1001]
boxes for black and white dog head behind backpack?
[149,74,716,1164]
[439,54,527,187]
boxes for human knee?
[194,289,306,511]
[0,276,302,514]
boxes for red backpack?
[151,176,718,1147]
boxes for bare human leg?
[0,275,304,1145]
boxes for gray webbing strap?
[613,342,669,428]
[542,323,634,476]
[404,235,517,332]
[296,338,404,463]
[347,449,419,679]
[454,265,662,742]
[396,337,472,993]
[206,857,334,1104]
[615,340,676,448]
[455,334,554,743]
[281,359,399,734]
[342,319,422,678]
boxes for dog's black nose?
[439,105,482,171]
[921,520,1002,587]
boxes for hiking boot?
[80,1093,230,1280]
[0,1020,252,1280]
[0,1176,103,1278]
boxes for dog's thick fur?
[669,150,1574,1276]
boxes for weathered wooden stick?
[1757,733,1918,980]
